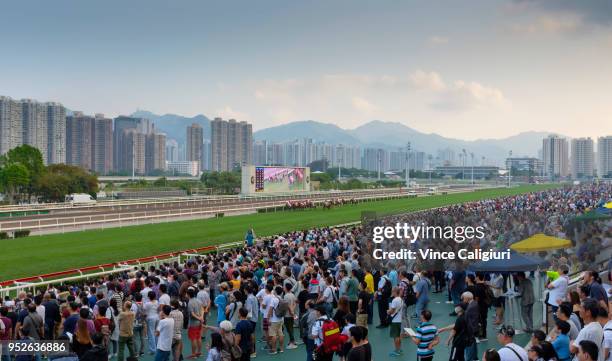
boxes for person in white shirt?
[267,286,284,355]
[571,298,604,361]
[547,265,570,312]
[597,308,611,361]
[497,325,529,361]
[158,284,171,307]
[311,304,328,348]
[387,287,404,357]
[155,305,175,361]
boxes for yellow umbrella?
[604,202,612,209]
[510,233,572,252]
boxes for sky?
[1,0,611,140]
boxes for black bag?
[402,280,417,306]
[381,277,392,299]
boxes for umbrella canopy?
[510,233,572,253]
[468,251,549,272]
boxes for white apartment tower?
[598,136,612,178]
[571,137,594,179]
[542,135,570,179]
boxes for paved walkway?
[130,290,533,361]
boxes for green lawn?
[1,184,559,281]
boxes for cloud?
[351,97,378,114]
[410,70,447,92]
[510,14,582,34]
[251,71,509,126]
[215,106,249,120]
[506,0,612,34]
[428,36,449,45]
[513,0,612,26]
[410,70,510,112]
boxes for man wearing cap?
[497,325,529,361]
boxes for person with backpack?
[399,271,416,330]
[226,291,244,329]
[205,320,242,361]
[376,269,392,329]
[314,301,349,361]
[267,286,285,355]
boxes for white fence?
[0,187,466,234]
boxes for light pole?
[462,149,467,181]
[428,154,433,185]
[377,150,381,181]
[508,150,512,187]
[405,142,411,189]
[470,152,474,185]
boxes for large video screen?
[255,167,307,193]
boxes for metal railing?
[0,187,466,234]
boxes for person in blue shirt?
[214,283,229,325]
[552,320,571,361]
[245,228,255,247]
[388,267,399,288]
[414,271,431,319]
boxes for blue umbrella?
[468,250,549,272]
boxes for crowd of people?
[0,183,611,361]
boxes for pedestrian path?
[132,290,532,361]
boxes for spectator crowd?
[0,183,611,361]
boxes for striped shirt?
[415,321,438,357]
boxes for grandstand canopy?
[510,233,571,253]
[468,251,548,272]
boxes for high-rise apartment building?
[166,139,179,162]
[598,136,612,178]
[186,123,203,172]
[0,96,66,164]
[210,118,252,172]
[93,114,113,174]
[146,132,166,173]
[66,112,95,171]
[0,96,23,156]
[46,102,66,164]
[202,139,211,171]
[113,116,152,174]
[362,148,389,173]
[121,129,146,175]
[571,137,594,179]
[542,135,570,179]
[21,99,48,163]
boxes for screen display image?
[255,167,306,192]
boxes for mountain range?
[131,111,559,162]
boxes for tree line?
[0,145,98,204]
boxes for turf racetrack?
[1,184,559,281]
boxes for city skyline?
[1,1,610,140]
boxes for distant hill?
[131,110,211,143]
[254,119,562,162]
[130,111,561,164]
[253,120,362,144]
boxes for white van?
[65,193,96,205]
